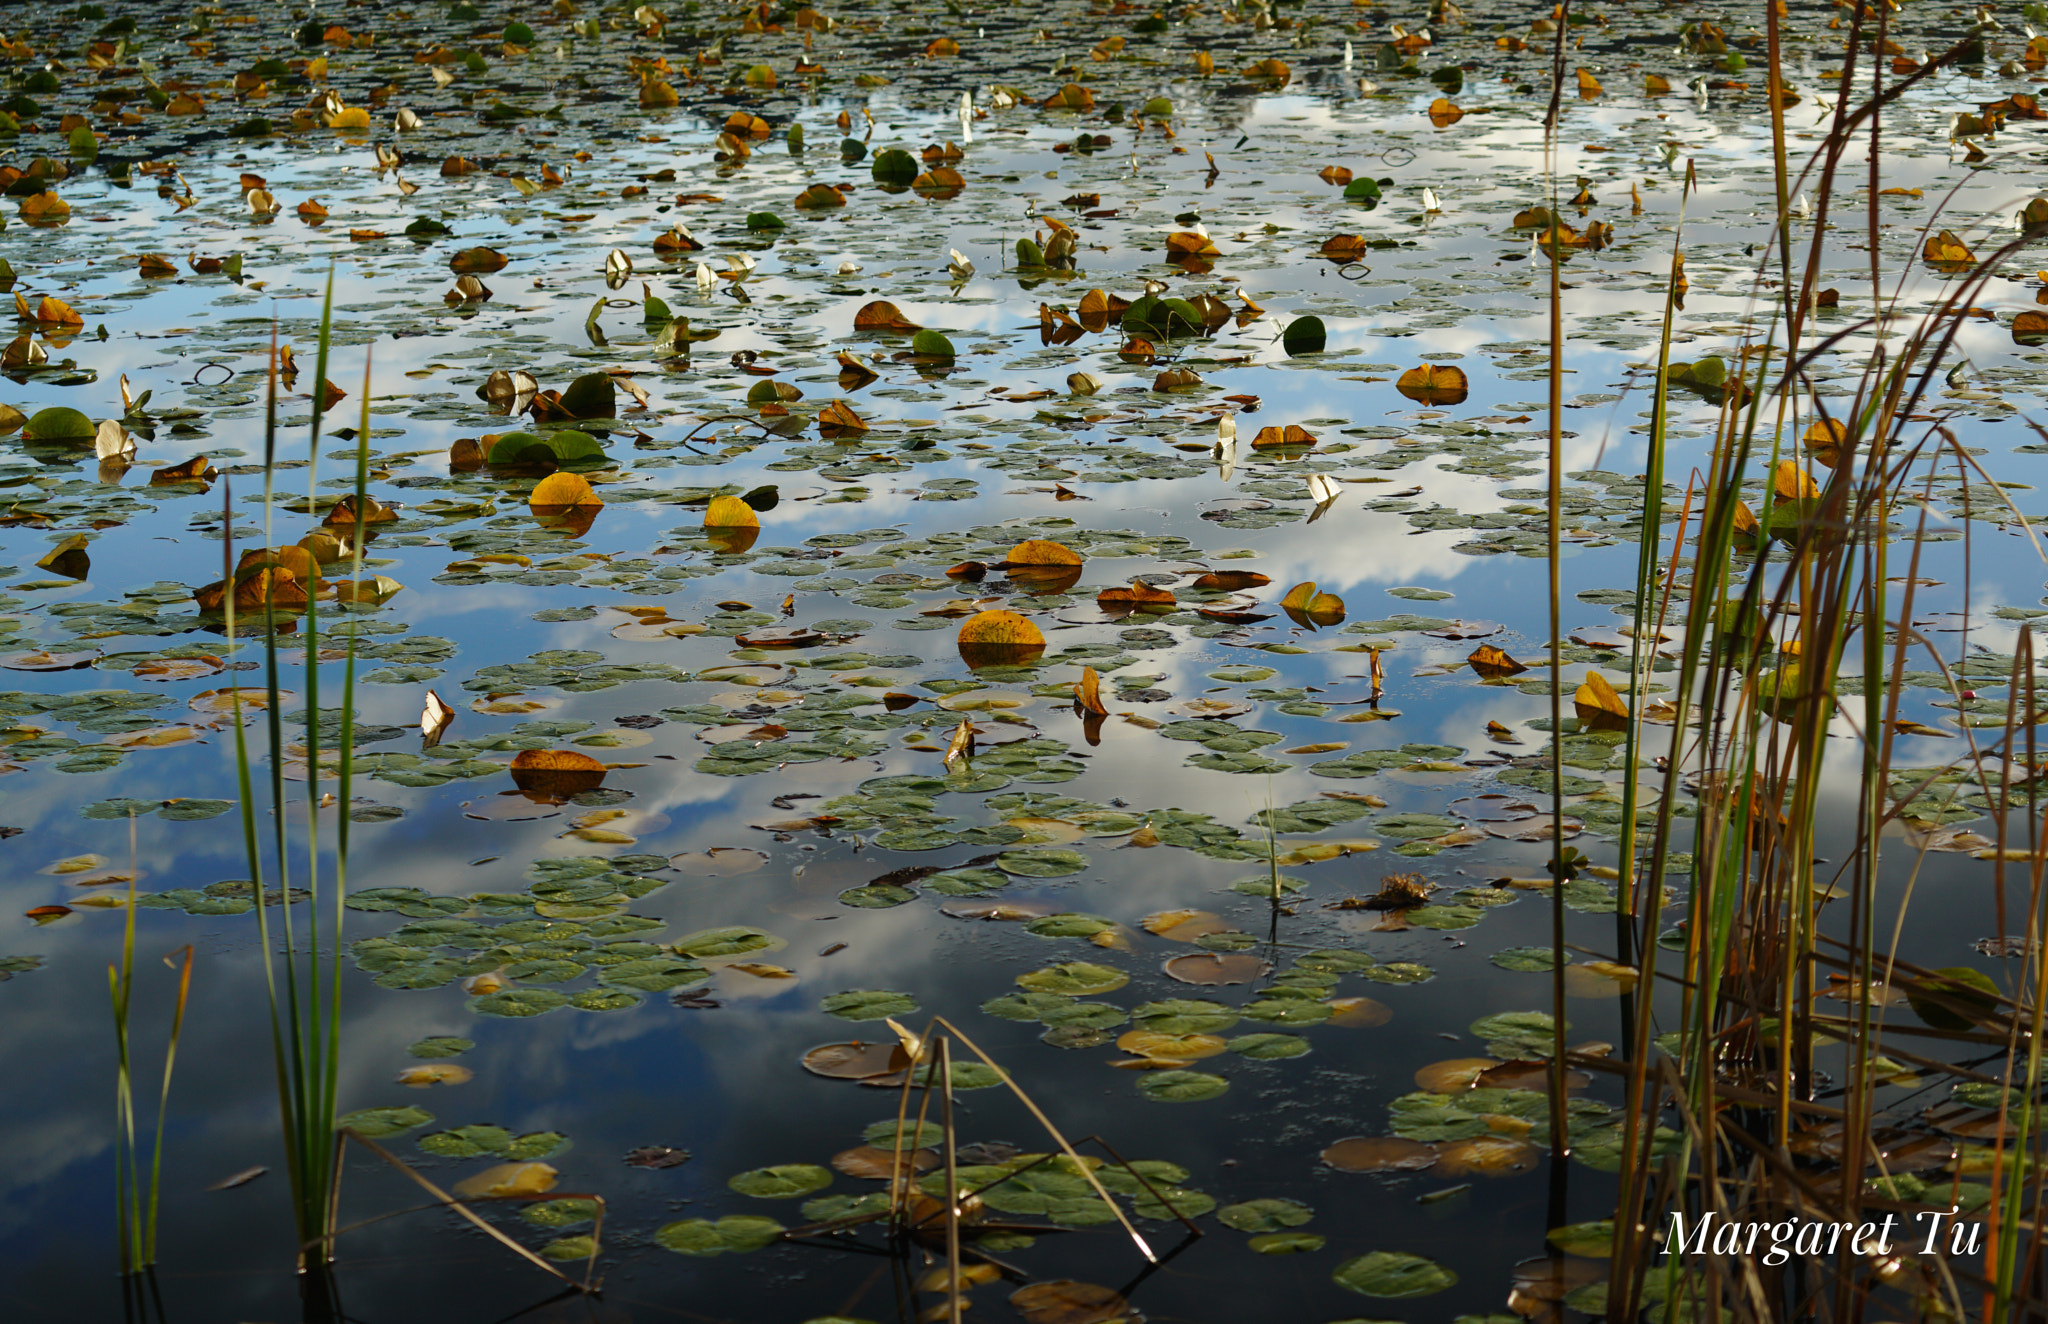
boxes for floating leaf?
[821,989,920,1021]
[529,472,601,511]
[1162,952,1269,985]
[1468,645,1528,678]
[802,1040,912,1080]
[1572,671,1629,732]
[729,1163,833,1198]
[853,300,920,332]
[704,494,761,528]
[1923,229,1976,267]
[1010,1281,1127,1324]
[1017,961,1129,996]
[654,1214,785,1256]
[958,610,1046,668]
[1333,1251,1457,1298]
[1137,1069,1229,1102]
[1249,424,1317,449]
[1395,364,1470,405]
[1322,1136,1438,1172]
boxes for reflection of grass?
[222,276,364,1275]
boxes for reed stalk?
[223,273,367,1271]
[108,804,195,1275]
[1593,16,2048,1318]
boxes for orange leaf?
[1097,579,1177,610]
[1240,58,1291,84]
[794,183,846,209]
[1165,230,1220,257]
[703,494,759,528]
[1279,581,1345,627]
[818,399,869,436]
[1773,460,1819,501]
[449,246,509,274]
[19,191,69,223]
[852,300,920,332]
[1576,69,1603,98]
[1319,166,1353,185]
[1075,288,1128,331]
[34,296,81,328]
[1467,645,1528,678]
[1396,364,1470,406]
[509,748,608,797]
[912,167,965,193]
[1042,83,1095,109]
[925,36,960,56]
[1075,666,1108,715]
[1923,229,1976,266]
[957,609,1046,667]
[999,539,1084,567]
[529,472,601,510]
[1249,424,1318,449]
[1427,97,1464,127]
[1192,571,1270,590]
[1320,234,1370,261]
[1573,670,1629,730]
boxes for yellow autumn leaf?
[1573,670,1629,731]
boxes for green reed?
[222,273,370,1269]
[1579,16,2048,1319]
[108,802,194,1274]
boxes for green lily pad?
[1359,962,1436,985]
[337,1105,434,1138]
[1249,1231,1327,1254]
[1548,1220,1615,1257]
[728,1163,834,1198]
[1333,1251,1458,1298]
[996,848,1087,877]
[1017,961,1129,996]
[470,988,571,1017]
[1218,1197,1314,1232]
[820,989,920,1021]
[1132,999,1238,1034]
[908,1059,1008,1090]
[21,406,93,442]
[1470,1010,1565,1058]
[1137,1069,1229,1102]
[672,926,784,959]
[1490,947,1561,972]
[910,329,956,359]
[524,1198,601,1228]
[863,1118,949,1148]
[839,884,918,908]
[1282,315,1328,354]
[1024,912,1116,938]
[539,1235,596,1262]
[654,1214,786,1255]
[982,990,1078,1020]
[598,957,708,991]
[1228,1032,1311,1060]
[870,147,919,184]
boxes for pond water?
[7,0,2048,1320]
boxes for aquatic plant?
[223,278,363,1277]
